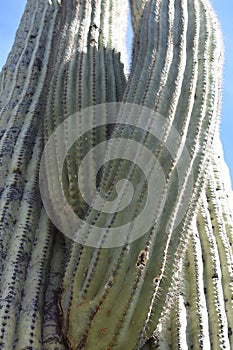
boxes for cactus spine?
[0,1,232,350]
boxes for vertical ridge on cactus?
[151,136,233,349]
[0,0,232,349]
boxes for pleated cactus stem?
[60,1,225,348]
[0,0,232,349]
[154,141,233,349]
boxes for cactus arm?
[0,0,127,348]
[44,0,129,345]
[0,132,42,349]
[150,139,233,349]
[0,2,69,348]
[0,4,60,343]
[40,0,129,348]
[198,148,233,348]
[60,0,224,349]
[142,0,223,331]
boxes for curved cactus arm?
[201,141,233,348]
[0,3,64,348]
[0,0,128,348]
[184,139,233,349]
[0,132,43,350]
[41,0,129,341]
[150,139,233,349]
[61,0,224,349]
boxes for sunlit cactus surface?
[0,0,232,349]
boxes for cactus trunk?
[0,0,232,349]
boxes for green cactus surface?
[0,0,232,349]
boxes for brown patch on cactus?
[102,327,107,334]
[136,249,149,267]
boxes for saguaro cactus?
[0,0,232,349]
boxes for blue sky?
[0,0,232,182]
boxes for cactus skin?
[61,0,224,348]
[0,0,128,349]
[0,1,232,350]
[152,138,233,349]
